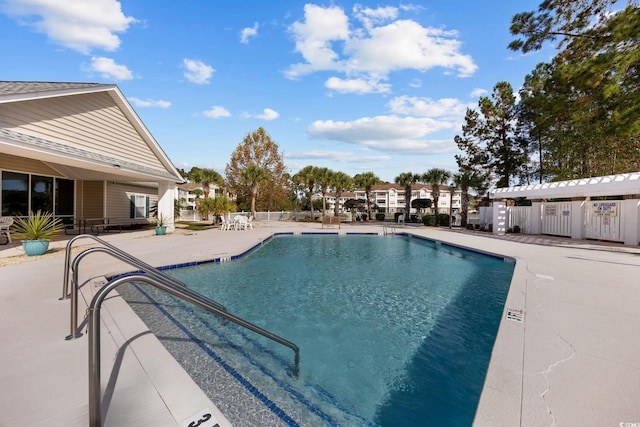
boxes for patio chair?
[220,215,232,231]
[234,215,249,230]
[397,214,405,225]
[0,216,13,244]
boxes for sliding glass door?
[1,171,74,218]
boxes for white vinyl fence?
[494,200,633,244]
[178,210,352,223]
[584,201,624,242]
[541,202,572,237]
[507,206,531,233]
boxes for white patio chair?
[246,215,254,230]
[0,216,13,243]
[235,215,249,230]
[219,215,228,231]
[397,214,405,225]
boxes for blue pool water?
[119,234,514,426]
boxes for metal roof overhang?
[490,172,640,200]
[0,128,180,183]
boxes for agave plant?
[12,210,64,241]
[156,213,167,227]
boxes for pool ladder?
[61,235,300,427]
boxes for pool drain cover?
[506,308,524,322]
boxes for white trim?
[490,172,640,200]
[0,84,116,104]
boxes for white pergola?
[487,172,640,246]
[490,172,640,200]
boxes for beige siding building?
[353,184,462,215]
[313,184,463,217]
[0,81,184,232]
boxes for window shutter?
[130,195,135,218]
[145,197,150,218]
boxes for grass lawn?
[176,221,217,231]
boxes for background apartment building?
[317,184,462,216]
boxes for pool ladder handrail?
[62,233,226,306]
[62,234,228,339]
[88,273,300,427]
[62,236,299,371]
[61,237,300,427]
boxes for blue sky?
[0,0,548,183]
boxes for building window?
[55,179,75,217]
[1,171,28,216]
[31,175,54,213]
[130,194,149,219]
[2,172,74,217]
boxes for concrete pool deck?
[1,221,639,426]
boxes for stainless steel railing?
[88,273,300,427]
[62,236,300,426]
[61,234,227,339]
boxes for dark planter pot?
[155,226,167,235]
[22,240,49,256]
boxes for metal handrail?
[89,274,300,427]
[61,234,227,339]
[62,234,226,309]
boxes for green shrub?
[437,214,450,226]
[375,213,386,221]
[422,215,437,226]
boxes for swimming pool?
[118,233,514,426]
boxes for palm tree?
[453,170,488,228]
[241,164,269,219]
[197,195,236,224]
[292,165,319,221]
[422,168,451,223]
[315,167,334,217]
[189,167,223,199]
[196,197,216,224]
[354,171,382,221]
[395,172,419,219]
[330,171,353,217]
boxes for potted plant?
[12,210,64,256]
[155,213,168,235]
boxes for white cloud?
[202,106,231,118]
[399,4,425,13]
[308,115,456,154]
[286,4,350,78]
[286,4,477,85]
[89,56,132,80]
[243,108,279,120]
[286,150,390,163]
[128,97,171,108]
[2,0,136,54]
[240,22,259,44]
[183,59,214,84]
[345,20,477,77]
[470,88,488,98]
[325,76,390,94]
[258,108,279,120]
[352,5,398,30]
[388,95,469,119]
